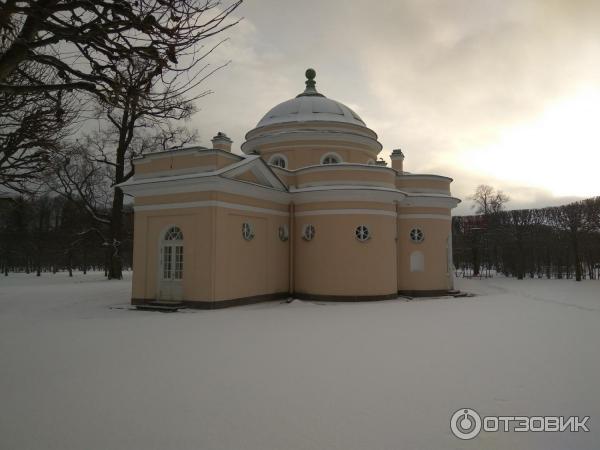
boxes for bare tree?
[0,0,243,96]
[470,185,510,215]
[0,60,78,191]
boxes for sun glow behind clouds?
[455,89,600,197]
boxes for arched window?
[321,152,342,165]
[269,154,287,169]
[164,226,183,241]
[161,226,184,280]
[410,251,424,272]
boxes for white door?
[159,226,184,301]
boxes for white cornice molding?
[135,200,289,216]
[121,176,291,204]
[297,180,395,189]
[135,165,217,179]
[245,121,379,141]
[400,187,452,195]
[133,147,242,164]
[296,209,397,218]
[397,173,454,182]
[294,162,396,175]
[290,185,406,204]
[397,213,452,221]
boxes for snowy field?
[0,272,598,450]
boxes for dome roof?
[255,69,366,129]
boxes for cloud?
[186,0,600,209]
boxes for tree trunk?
[107,189,124,280]
[571,229,582,281]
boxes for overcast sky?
[188,0,600,214]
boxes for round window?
[355,225,370,242]
[302,224,316,241]
[242,222,255,241]
[278,224,289,242]
[410,228,424,243]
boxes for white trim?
[122,177,291,204]
[295,163,396,174]
[135,165,217,179]
[291,185,406,204]
[297,180,395,189]
[400,187,451,194]
[135,200,289,216]
[242,128,382,154]
[397,213,452,221]
[134,147,241,163]
[216,156,287,190]
[399,195,461,208]
[245,120,379,140]
[397,173,453,182]
[295,209,397,218]
[320,151,343,165]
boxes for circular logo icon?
[450,408,482,440]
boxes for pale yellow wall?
[295,201,395,213]
[293,212,397,297]
[134,151,239,175]
[391,158,403,172]
[260,145,376,170]
[232,170,262,184]
[213,209,289,300]
[397,218,452,292]
[295,167,395,187]
[397,207,451,215]
[135,191,288,213]
[131,184,456,303]
[132,208,214,301]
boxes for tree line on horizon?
[453,186,600,281]
[0,194,133,276]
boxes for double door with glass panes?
[158,227,184,301]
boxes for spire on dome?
[296,68,325,98]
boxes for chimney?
[390,148,405,173]
[211,132,233,152]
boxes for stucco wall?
[397,217,452,292]
[260,145,376,169]
[295,166,396,188]
[132,208,214,301]
[132,192,289,303]
[293,211,397,297]
[213,208,289,301]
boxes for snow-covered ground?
[0,272,598,450]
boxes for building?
[118,69,460,308]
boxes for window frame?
[320,152,343,165]
[268,153,288,169]
[355,225,371,242]
[409,228,425,244]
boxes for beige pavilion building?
[119,69,460,308]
